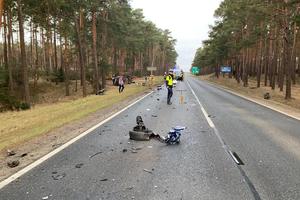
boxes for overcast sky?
[130,0,223,71]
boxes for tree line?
[193,0,300,99]
[0,0,178,110]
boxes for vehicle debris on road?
[89,151,103,158]
[75,163,84,168]
[52,173,66,180]
[143,169,153,174]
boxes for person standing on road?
[166,70,174,105]
[119,75,125,93]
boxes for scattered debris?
[157,98,160,101]
[89,151,102,158]
[52,171,58,174]
[7,160,20,168]
[264,93,271,100]
[126,186,134,190]
[42,196,49,200]
[20,153,28,158]
[147,146,153,149]
[100,178,108,182]
[146,109,151,111]
[129,116,165,142]
[143,169,153,174]
[151,115,158,118]
[7,149,16,157]
[52,173,66,180]
[132,147,143,151]
[131,150,138,153]
[122,149,128,153]
[208,115,216,118]
[75,163,84,168]
[129,116,153,141]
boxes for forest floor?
[0,77,163,181]
[200,74,300,117]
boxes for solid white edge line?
[202,80,300,121]
[0,91,154,190]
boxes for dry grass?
[0,77,163,152]
[200,74,300,110]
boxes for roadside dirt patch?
[0,90,152,182]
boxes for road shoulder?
[198,77,300,121]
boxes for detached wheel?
[129,131,152,141]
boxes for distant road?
[1,76,300,200]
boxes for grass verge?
[0,77,163,152]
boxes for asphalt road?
[1,76,300,200]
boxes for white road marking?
[187,81,226,147]
[228,151,241,165]
[0,91,154,190]
[204,80,300,121]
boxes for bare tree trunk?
[53,20,58,72]
[92,9,99,92]
[3,11,8,77]
[291,23,297,85]
[75,10,87,97]
[64,36,70,96]
[7,10,14,92]
[0,0,4,28]
[101,10,108,89]
[257,37,263,88]
[33,25,39,89]
[17,0,30,105]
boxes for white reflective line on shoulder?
[187,82,215,128]
[0,91,154,190]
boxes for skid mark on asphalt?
[187,80,262,200]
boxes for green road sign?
[192,66,200,75]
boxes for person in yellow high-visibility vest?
[165,69,174,105]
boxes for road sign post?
[147,67,157,76]
[192,66,200,75]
